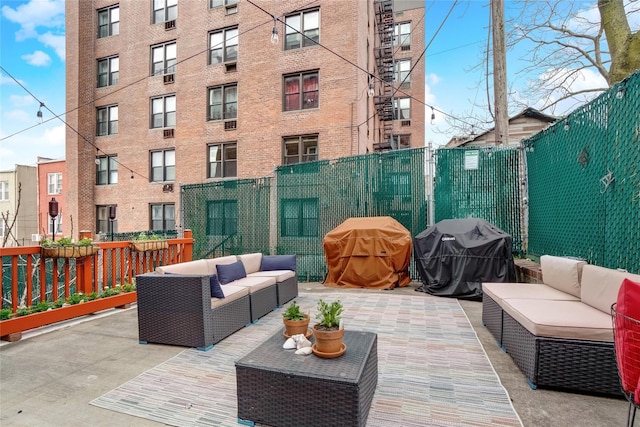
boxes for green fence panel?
[525,70,640,273]
[434,147,523,254]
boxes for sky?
[0,0,637,170]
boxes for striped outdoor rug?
[90,292,522,426]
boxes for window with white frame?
[284,71,319,111]
[394,22,411,47]
[97,56,119,87]
[96,155,118,185]
[209,27,238,65]
[150,149,175,182]
[0,218,5,237]
[153,0,177,24]
[283,135,318,165]
[96,205,117,234]
[47,173,62,194]
[207,84,237,121]
[151,203,175,231]
[97,105,118,135]
[285,9,319,50]
[151,95,176,128]
[393,97,410,120]
[208,142,237,178]
[49,214,62,234]
[98,5,119,38]
[151,41,176,75]
[0,181,8,201]
[209,0,238,14]
[394,59,410,85]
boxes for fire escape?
[373,0,395,151]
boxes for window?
[208,143,237,178]
[97,105,118,135]
[394,22,411,47]
[210,0,238,13]
[209,27,238,64]
[208,84,237,120]
[392,135,411,149]
[284,71,319,111]
[96,155,118,185]
[151,41,177,75]
[151,95,176,128]
[283,135,318,165]
[206,200,237,235]
[47,173,62,194]
[0,181,8,201]
[393,98,410,120]
[394,59,410,85]
[285,9,319,50]
[98,5,119,38]
[151,203,175,231]
[97,56,119,87]
[0,219,5,237]
[96,205,117,234]
[281,198,318,237]
[49,215,63,235]
[153,0,177,24]
[150,149,175,182]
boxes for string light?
[37,102,44,122]
[95,148,100,165]
[616,86,624,99]
[564,120,570,131]
[270,16,279,44]
[430,107,435,125]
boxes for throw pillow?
[216,260,247,285]
[260,255,296,272]
[209,274,225,299]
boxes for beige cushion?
[211,284,249,309]
[249,270,296,282]
[238,253,263,274]
[483,282,579,308]
[580,265,640,314]
[230,276,276,293]
[204,255,238,276]
[540,255,586,297]
[502,298,613,341]
[156,259,209,275]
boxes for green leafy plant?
[100,288,121,298]
[40,236,93,247]
[133,232,165,241]
[16,307,32,317]
[315,299,343,329]
[282,301,307,321]
[0,309,12,320]
[77,237,93,246]
[122,281,136,292]
[32,301,54,313]
[66,293,87,305]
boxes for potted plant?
[312,299,346,358]
[130,232,168,252]
[282,301,311,338]
[40,236,98,258]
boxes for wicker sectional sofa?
[482,255,640,396]
[136,253,297,350]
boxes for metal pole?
[52,217,56,242]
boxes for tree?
[507,0,639,113]
[1,183,22,247]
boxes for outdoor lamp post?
[48,197,59,242]
[109,205,117,241]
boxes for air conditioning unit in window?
[165,19,176,30]
[225,62,237,73]
[32,234,41,242]
[401,45,411,51]
[162,183,174,193]
[163,128,175,138]
[163,73,175,84]
[224,120,237,130]
[401,120,411,126]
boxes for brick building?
[65,0,425,235]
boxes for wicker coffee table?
[235,330,378,427]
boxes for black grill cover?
[413,218,516,300]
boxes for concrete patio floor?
[0,281,630,427]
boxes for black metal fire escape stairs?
[373,0,395,151]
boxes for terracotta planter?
[312,326,345,355]
[41,245,98,258]
[283,315,310,338]
[130,240,168,252]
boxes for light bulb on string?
[616,86,624,99]
[270,16,279,45]
[430,107,435,125]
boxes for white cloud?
[0,123,65,169]
[535,67,608,115]
[22,50,52,67]
[39,32,65,61]
[0,73,21,86]
[9,95,34,108]
[6,109,31,122]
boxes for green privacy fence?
[182,149,427,280]
[433,147,524,254]
[525,71,640,273]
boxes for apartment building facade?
[0,165,37,247]
[36,157,66,240]
[65,0,425,236]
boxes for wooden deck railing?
[0,230,193,340]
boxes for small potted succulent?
[312,299,345,358]
[282,301,310,338]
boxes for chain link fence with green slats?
[525,71,640,273]
[182,149,427,280]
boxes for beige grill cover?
[323,216,412,289]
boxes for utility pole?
[492,0,508,145]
